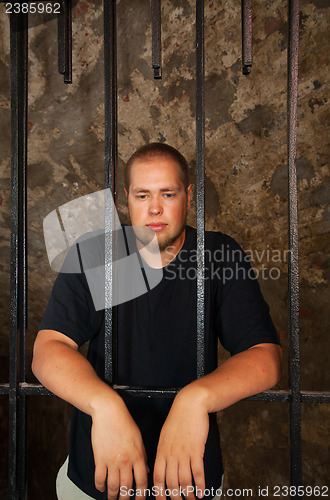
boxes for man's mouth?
[146,223,168,232]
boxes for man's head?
[124,143,192,257]
[125,143,190,194]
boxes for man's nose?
[149,197,163,215]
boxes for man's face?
[125,156,192,254]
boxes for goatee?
[135,225,185,253]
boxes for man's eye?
[137,195,148,200]
[164,193,174,198]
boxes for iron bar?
[151,0,162,79]
[17,395,27,499]
[57,0,66,75]
[241,0,253,75]
[9,11,28,500]
[10,383,330,403]
[300,392,330,403]
[287,0,302,494]
[58,0,72,83]
[195,0,205,379]
[104,0,118,385]
[17,12,28,495]
[19,384,53,396]
[64,0,72,83]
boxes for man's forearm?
[153,343,282,500]
[32,329,123,417]
[176,343,282,414]
[32,329,149,498]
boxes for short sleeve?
[213,234,280,356]
[38,271,104,347]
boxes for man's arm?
[153,343,282,500]
[32,329,148,500]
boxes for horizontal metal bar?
[114,386,179,398]
[12,384,330,403]
[0,383,326,405]
[18,383,179,398]
[300,391,330,403]
[0,384,10,395]
[19,383,53,396]
[246,390,291,402]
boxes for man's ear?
[124,188,128,198]
[186,184,192,210]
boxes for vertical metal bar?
[287,0,302,495]
[104,0,117,384]
[57,0,66,75]
[196,0,205,379]
[9,11,28,500]
[17,395,27,500]
[241,0,253,75]
[151,0,162,79]
[64,0,72,84]
[58,0,72,83]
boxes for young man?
[32,143,282,500]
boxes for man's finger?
[164,462,180,500]
[133,460,149,500]
[153,456,166,500]
[191,458,205,499]
[94,462,107,492]
[107,467,120,500]
[118,466,133,500]
[178,461,195,500]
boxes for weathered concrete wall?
[0,0,329,498]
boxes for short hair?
[125,143,190,192]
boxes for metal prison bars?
[0,0,329,498]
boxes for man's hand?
[153,386,209,500]
[91,396,149,500]
[153,343,282,500]
[32,330,149,500]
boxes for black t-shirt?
[39,226,280,499]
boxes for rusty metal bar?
[196,0,205,379]
[241,0,253,74]
[57,0,72,83]
[287,0,302,494]
[64,0,72,84]
[151,0,162,79]
[9,11,28,500]
[57,0,66,75]
[104,0,118,384]
[2,383,327,404]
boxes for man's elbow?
[267,344,283,388]
[31,330,55,382]
[31,335,44,382]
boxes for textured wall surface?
[0,0,329,498]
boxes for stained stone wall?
[0,0,329,498]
